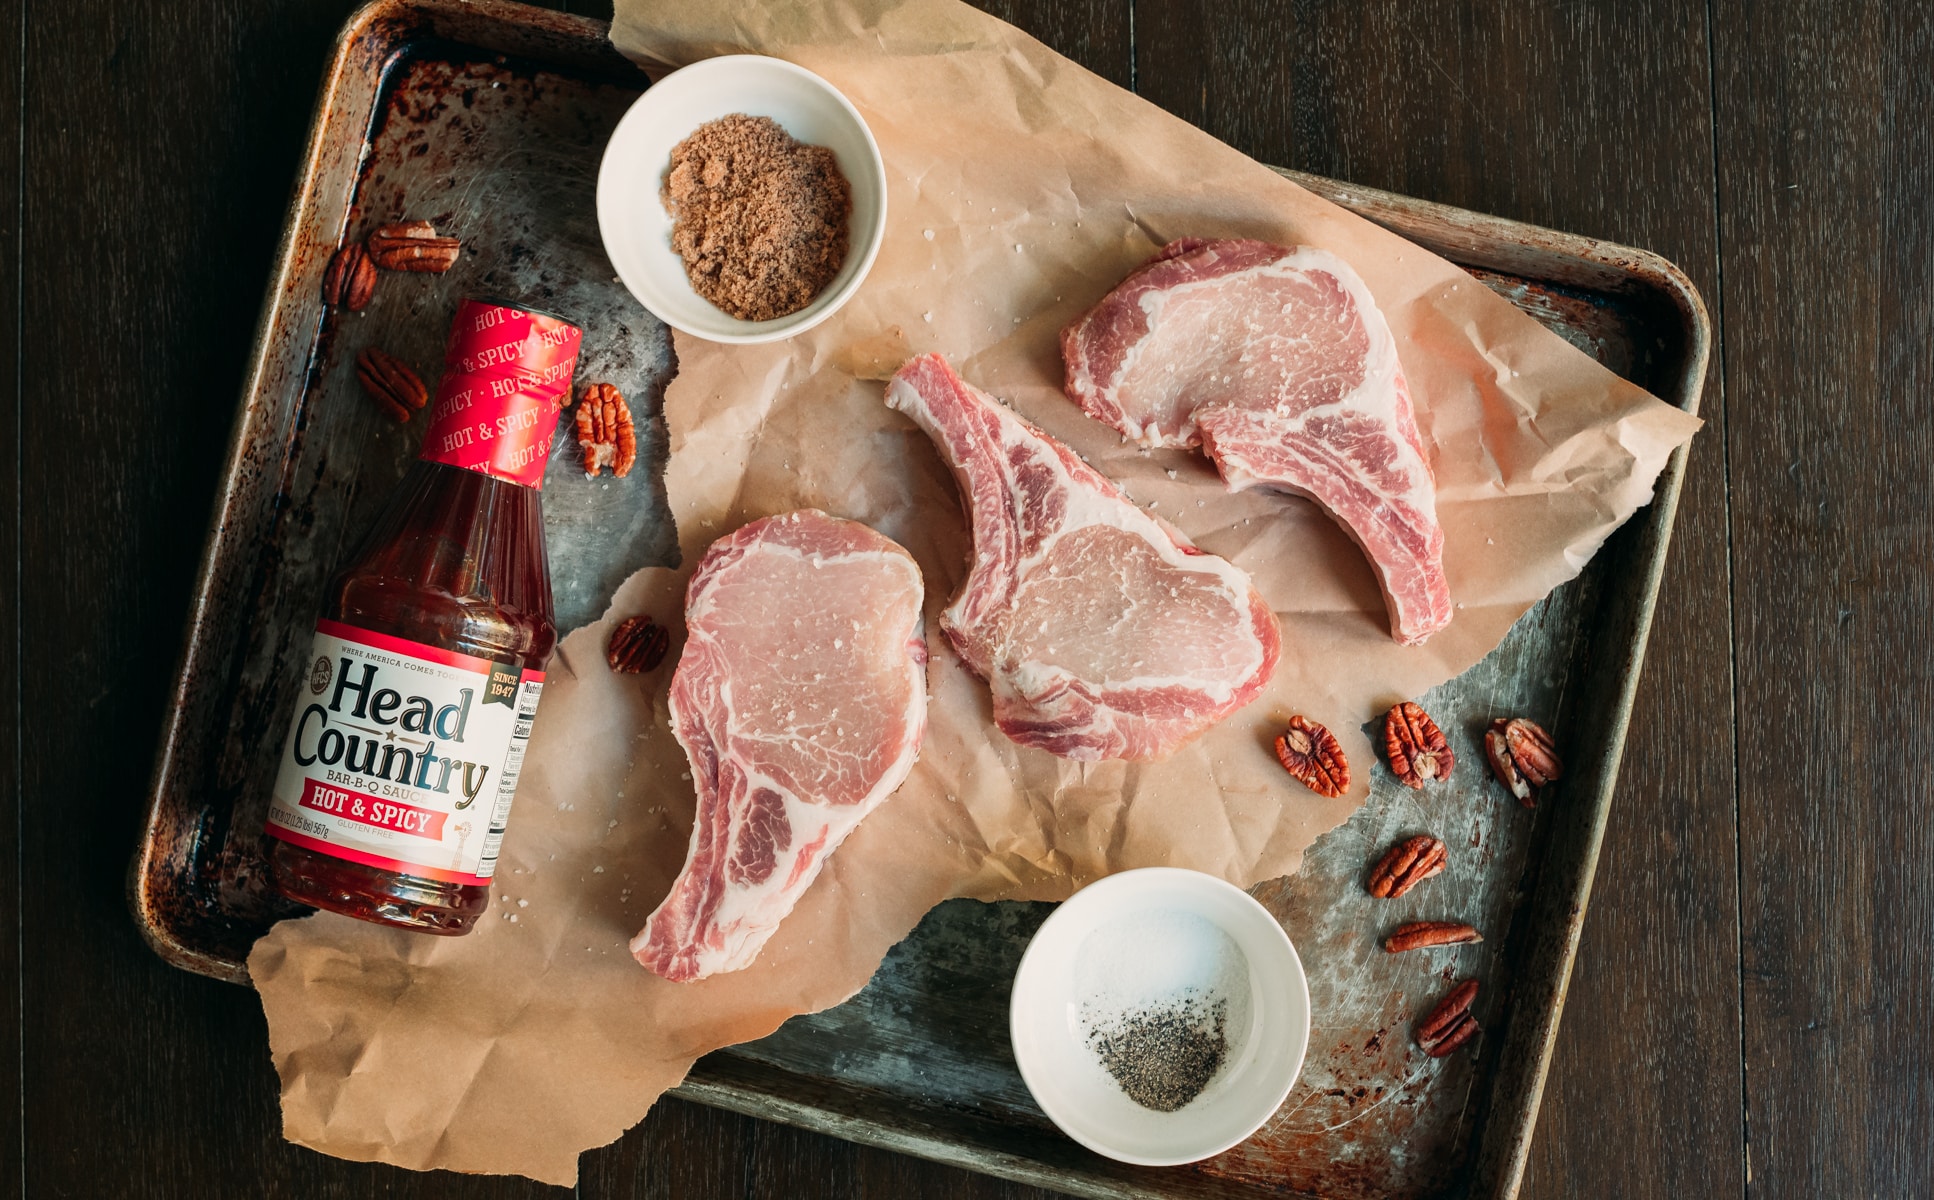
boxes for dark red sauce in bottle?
[265,299,581,935]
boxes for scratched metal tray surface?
[127,3,1709,1199]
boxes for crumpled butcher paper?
[248,0,1702,1183]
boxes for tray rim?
[125,0,636,987]
[124,2,1712,1196]
[125,0,387,986]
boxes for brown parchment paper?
[249,0,1702,1184]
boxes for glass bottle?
[265,299,582,935]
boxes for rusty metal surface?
[129,0,674,981]
[127,3,1708,1197]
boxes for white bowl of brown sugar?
[598,55,888,345]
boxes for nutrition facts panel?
[478,678,544,876]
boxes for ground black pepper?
[1083,991,1229,1112]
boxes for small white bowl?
[596,54,888,344]
[1009,868,1310,1166]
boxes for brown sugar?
[662,114,852,322]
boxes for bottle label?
[419,299,582,489]
[265,619,544,885]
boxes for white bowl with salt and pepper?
[597,54,888,344]
[1009,868,1311,1166]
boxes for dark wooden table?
[8,0,1923,1195]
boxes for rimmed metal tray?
[128,3,1708,1197]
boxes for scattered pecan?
[1274,715,1350,797]
[356,348,428,424]
[607,615,670,674]
[1416,979,1480,1057]
[322,243,377,310]
[1384,921,1483,953]
[1485,718,1563,807]
[1424,1011,1480,1057]
[1384,701,1454,787]
[1367,834,1448,898]
[365,220,461,273]
[576,383,637,478]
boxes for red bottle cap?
[420,299,583,489]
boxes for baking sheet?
[248,0,1697,1183]
[129,3,1708,1197]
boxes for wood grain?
[0,0,19,1189]
[1714,0,1934,1194]
[16,0,1931,1195]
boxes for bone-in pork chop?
[1061,238,1452,645]
[887,353,1279,761]
[634,510,927,982]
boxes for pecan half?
[577,383,637,478]
[607,615,670,674]
[1367,835,1448,898]
[1384,701,1453,787]
[1274,715,1349,797]
[1416,979,1480,1057]
[1486,718,1563,807]
[365,220,461,273]
[1424,1011,1480,1057]
[323,244,377,310]
[356,348,427,424]
[1384,921,1483,953]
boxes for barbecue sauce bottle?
[265,299,582,935]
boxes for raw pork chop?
[1061,238,1452,645]
[887,353,1279,761]
[634,510,927,982]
